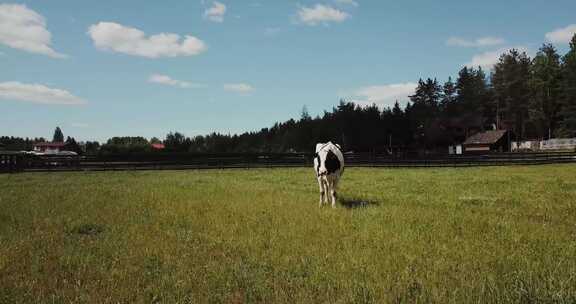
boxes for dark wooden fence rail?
[344,151,576,167]
[0,152,25,173]
[1,151,575,173]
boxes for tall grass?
[1,165,575,303]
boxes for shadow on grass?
[339,196,380,209]
[68,223,104,236]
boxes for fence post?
[17,154,24,172]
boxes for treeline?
[0,136,47,151]
[414,39,576,141]
[145,36,576,153]
[92,102,411,154]
[2,36,575,154]
[0,127,96,154]
[418,38,576,143]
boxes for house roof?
[463,130,507,145]
[34,142,66,147]
[151,143,165,149]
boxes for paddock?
[1,165,575,303]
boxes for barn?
[463,130,512,153]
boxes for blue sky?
[1,0,575,142]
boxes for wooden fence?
[1,151,575,173]
[0,152,25,173]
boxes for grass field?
[1,165,576,303]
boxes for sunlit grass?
[1,165,575,303]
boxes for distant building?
[448,144,463,155]
[510,138,576,152]
[151,143,165,150]
[511,140,540,152]
[33,142,66,154]
[540,138,576,151]
[463,130,512,153]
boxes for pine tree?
[456,67,474,111]
[64,136,82,154]
[164,132,187,151]
[530,44,562,138]
[409,78,442,147]
[300,105,311,121]
[440,77,457,117]
[455,67,491,127]
[52,127,64,143]
[392,101,403,117]
[492,49,532,139]
[85,141,100,154]
[559,35,576,136]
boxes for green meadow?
[1,165,575,303]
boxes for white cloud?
[87,22,206,58]
[466,50,500,69]
[334,0,358,7]
[204,1,226,23]
[224,83,254,94]
[0,81,86,105]
[446,36,505,48]
[0,4,66,58]
[351,83,417,108]
[296,4,349,26]
[465,46,529,69]
[545,24,576,44]
[148,74,204,88]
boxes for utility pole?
[507,130,511,152]
[496,99,500,130]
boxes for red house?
[33,142,66,154]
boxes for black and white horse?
[314,142,344,208]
